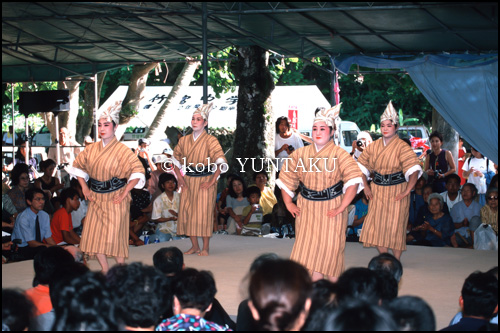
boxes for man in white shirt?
[440,174,463,213]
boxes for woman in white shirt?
[462,147,496,206]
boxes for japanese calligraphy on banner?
[288,106,298,130]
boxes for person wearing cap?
[276,104,363,281]
[136,138,157,178]
[67,104,146,274]
[357,101,423,261]
[351,131,373,161]
[170,103,228,256]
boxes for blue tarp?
[335,54,498,164]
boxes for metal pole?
[202,2,208,104]
[94,73,99,141]
[55,113,61,182]
[11,84,16,162]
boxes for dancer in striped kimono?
[357,101,422,261]
[277,105,363,281]
[68,106,145,274]
[171,103,228,256]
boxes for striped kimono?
[69,137,145,258]
[173,131,227,237]
[277,141,363,277]
[357,137,422,251]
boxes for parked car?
[31,125,52,146]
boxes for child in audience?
[440,174,463,212]
[241,186,264,236]
[150,173,180,242]
[50,188,81,245]
[226,176,249,235]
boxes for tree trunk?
[230,46,275,186]
[432,107,459,170]
[78,72,106,143]
[119,63,158,124]
[146,59,200,141]
[46,81,81,144]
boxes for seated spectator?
[129,183,152,246]
[450,183,482,248]
[226,175,249,235]
[489,174,498,191]
[351,190,369,236]
[387,296,436,331]
[305,299,398,331]
[25,247,75,317]
[34,159,64,215]
[409,176,428,230]
[335,267,385,306]
[2,163,31,215]
[440,174,463,212]
[152,247,236,329]
[52,271,122,331]
[150,173,180,243]
[252,171,278,225]
[303,279,337,330]
[368,252,403,284]
[480,187,498,235]
[3,139,39,181]
[412,193,454,247]
[462,147,496,206]
[407,184,434,244]
[236,253,281,331]
[215,174,235,234]
[50,188,81,245]
[240,186,265,236]
[2,288,35,331]
[11,188,57,260]
[156,268,230,331]
[440,271,498,331]
[69,178,87,236]
[247,258,312,331]
[106,262,170,330]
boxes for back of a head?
[387,296,436,331]
[49,262,90,312]
[153,247,184,275]
[249,253,281,274]
[368,252,403,283]
[308,299,398,331]
[249,259,312,331]
[171,268,216,312]
[33,246,75,285]
[335,267,383,306]
[2,288,35,332]
[106,262,170,328]
[52,271,120,331]
[461,271,498,319]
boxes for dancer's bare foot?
[184,248,201,255]
[198,249,209,256]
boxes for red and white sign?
[288,106,298,130]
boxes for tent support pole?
[202,2,208,104]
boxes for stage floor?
[2,235,498,329]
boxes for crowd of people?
[1,99,498,330]
[2,245,498,331]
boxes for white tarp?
[99,85,332,139]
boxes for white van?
[299,120,360,153]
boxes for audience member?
[50,188,81,245]
[3,139,39,181]
[129,182,152,246]
[351,189,369,236]
[226,175,249,235]
[236,253,281,331]
[440,271,498,331]
[305,299,398,331]
[450,183,482,248]
[152,246,236,329]
[47,127,83,186]
[147,154,166,200]
[457,137,467,185]
[52,271,122,331]
[302,279,337,330]
[387,295,436,331]
[150,173,180,243]
[409,176,428,230]
[368,252,403,284]
[424,131,456,193]
[247,258,312,331]
[34,159,64,215]
[412,193,454,247]
[407,184,434,244]
[440,174,463,212]
[489,174,498,190]
[350,130,373,161]
[252,171,277,224]
[2,288,35,331]
[11,188,57,260]
[25,247,75,317]
[68,178,87,236]
[136,138,156,180]
[274,116,304,176]
[480,187,498,235]
[215,174,236,234]
[156,268,230,331]
[2,163,31,215]
[106,262,170,330]
[2,125,17,146]
[240,186,265,236]
[335,267,384,306]
[462,147,496,206]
